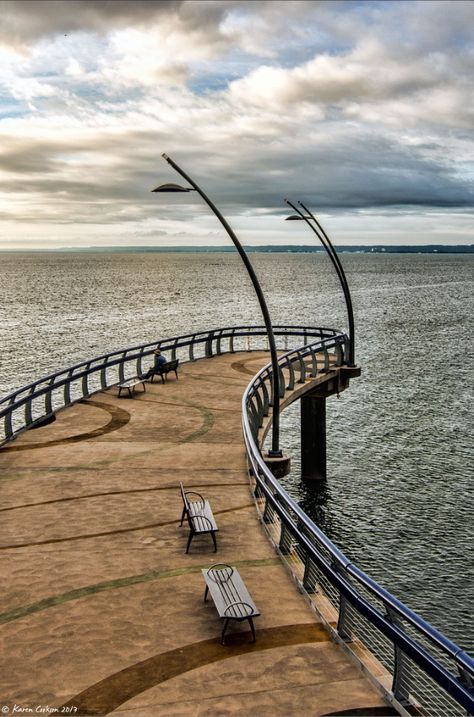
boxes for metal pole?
[285,199,355,366]
[161,153,282,455]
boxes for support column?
[301,393,327,480]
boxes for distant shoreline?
[1,244,473,254]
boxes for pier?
[0,327,472,716]
[0,348,386,716]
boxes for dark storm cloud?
[0,0,261,49]
[1,127,472,228]
[182,135,474,211]
[0,1,181,44]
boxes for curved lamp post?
[152,153,282,456]
[285,200,355,367]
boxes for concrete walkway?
[0,352,393,716]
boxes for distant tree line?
[55,244,474,254]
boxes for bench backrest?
[179,481,189,510]
[156,359,179,375]
[165,359,179,370]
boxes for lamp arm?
[285,198,355,366]
[162,153,282,455]
[299,201,355,366]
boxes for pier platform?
[0,352,393,716]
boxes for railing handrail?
[241,337,474,714]
[0,325,347,446]
[0,324,339,411]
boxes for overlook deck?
[0,351,394,716]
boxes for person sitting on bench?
[144,349,167,378]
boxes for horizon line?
[1,243,473,254]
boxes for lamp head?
[151,183,194,193]
[285,214,311,221]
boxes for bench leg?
[248,617,256,643]
[179,507,187,526]
[203,585,209,602]
[185,530,194,554]
[221,618,230,645]
[220,618,255,645]
[211,531,217,553]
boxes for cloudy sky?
[0,0,473,248]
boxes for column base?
[263,453,291,479]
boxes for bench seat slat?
[189,502,218,533]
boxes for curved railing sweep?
[0,325,344,446]
[241,338,474,717]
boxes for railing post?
[297,352,306,384]
[303,555,318,594]
[136,349,145,379]
[45,379,54,416]
[262,493,275,524]
[279,519,293,555]
[25,387,34,426]
[337,592,353,642]
[261,379,270,416]
[278,367,285,398]
[82,363,91,396]
[64,370,73,405]
[216,330,223,355]
[322,346,330,372]
[205,331,214,358]
[253,389,264,428]
[249,399,259,438]
[309,348,318,378]
[254,477,264,499]
[118,355,126,384]
[5,398,14,438]
[387,607,412,706]
[100,362,107,390]
[286,357,295,390]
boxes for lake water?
[0,251,472,651]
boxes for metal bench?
[117,378,147,398]
[202,564,260,644]
[179,482,218,553]
[149,359,180,384]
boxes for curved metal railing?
[0,324,345,447]
[1,324,472,716]
[242,339,474,717]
